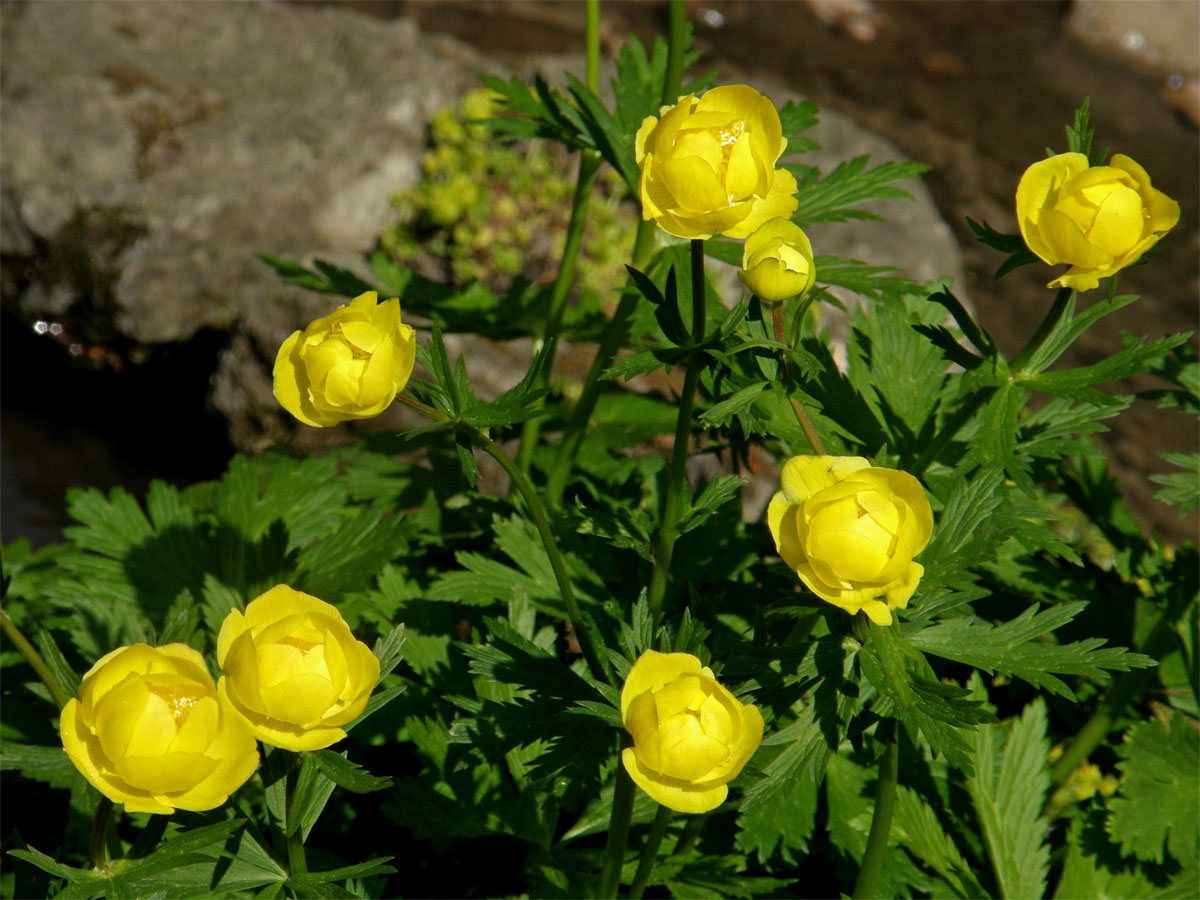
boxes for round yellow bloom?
[1016,152,1179,292]
[273,291,417,427]
[635,84,798,240]
[217,585,380,752]
[620,650,764,814]
[737,217,816,302]
[768,456,933,626]
[59,643,258,814]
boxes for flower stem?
[544,218,658,507]
[673,813,707,856]
[516,149,603,475]
[285,751,308,876]
[585,0,601,92]
[628,804,672,899]
[394,393,611,684]
[597,738,636,899]
[768,299,826,456]
[851,734,899,900]
[910,386,996,480]
[646,239,707,626]
[89,797,114,872]
[1011,286,1072,374]
[1048,585,1193,788]
[0,608,71,710]
[545,0,688,508]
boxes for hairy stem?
[646,239,706,626]
[851,735,899,900]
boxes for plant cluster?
[2,5,1196,899]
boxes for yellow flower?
[737,217,816,302]
[217,585,380,752]
[768,456,933,626]
[273,291,417,427]
[1016,152,1179,292]
[635,85,798,240]
[59,643,258,814]
[620,650,764,814]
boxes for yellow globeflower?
[768,456,933,626]
[60,643,258,814]
[217,585,381,752]
[737,217,816,302]
[621,650,764,814]
[635,84,798,240]
[1016,152,1179,292]
[274,291,417,427]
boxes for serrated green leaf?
[1150,452,1200,514]
[309,750,392,793]
[893,784,988,898]
[285,754,335,839]
[1107,714,1200,864]
[909,603,1155,699]
[789,156,928,225]
[735,776,818,867]
[968,698,1051,900]
[115,820,245,881]
[0,743,77,789]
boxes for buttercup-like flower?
[738,217,816,302]
[1016,152,1179,292]
[217,585,380,751]
[60,643,258,814]
[768,456,933,626]
[635,84,798,240]
[621,650,764,814]
[274,291,417,427]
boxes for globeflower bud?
[621,650,764,814]
[1016,152,1179,292]
[767,456,933,626]
[635,84,798,240]
[217,585,380,752]
[273,291,417,427]
[737,217,816,302]
[59,643,258,814]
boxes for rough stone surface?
[2,1,965,455]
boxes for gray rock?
[2,2,965,455]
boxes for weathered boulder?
[2,1,963,455]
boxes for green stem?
[395,393,610,685]
[1011,287,1072,374]
[646,239,706,626]
[597,738,637,899]
[545,0,688,508]
[1049,586,1193,788]
[516,150,603,475]
[662,0,687,105]
[770,300,827,456]
[89,797,114,871]
[852,735,899,900]
[544,218,658,506]
[0,608,71,710]
[628,805,672,899]
[585,0,601,93]
[285,752,308,876]
[910,385,996,479]
[673,813,706,856]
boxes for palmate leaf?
[919,465,1009,591]
[1052,809,1196,900]
[789,156,929,225]
[968,698,1051,900]
[734,776,819,867]
[908,602,1155,700]
[1107,714,1200,865]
